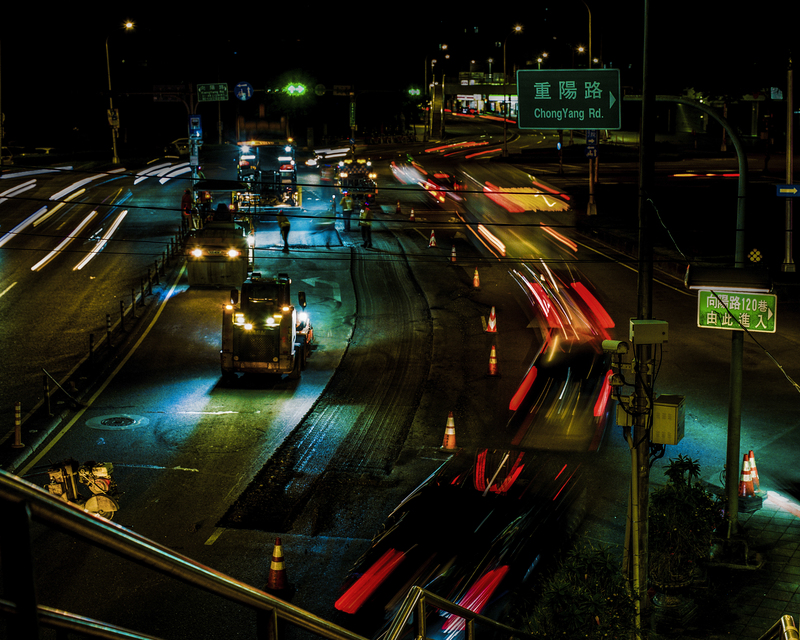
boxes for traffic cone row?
[486,306,497,333]
[738,454,755,498]
[441,412,457,450]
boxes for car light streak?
[509,365,538,411]
[0,205,52,248]
[159,163,192,184]
[477,224,506,256]
[31,211,98,271]
[33,188,86,227]
[594,370,613,418]
[540,224,578,252]
[0,179,37,205]
[1,168,69,179]
[73,210,128,270]
[133,162,174,185]
[463,148,502,159]
[571,281,614,331]
[335,548,406,614]
[49,168,125,202]
[441,565,510,632]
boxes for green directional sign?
[197,83,229,102]
[517,69,621,130]
[696,289,777,333]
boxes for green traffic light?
[285,84,307,96]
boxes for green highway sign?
[696,289,777,333]
[198,83,229,102]
[516,69,621,130]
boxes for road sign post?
[696,290,777,333]
[517,69,621,130]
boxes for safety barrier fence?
[0,469,533,640]
[6,227,189,456]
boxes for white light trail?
[0,179,37,204]
[159,164,192,184]
[133,162,174,185]
[49,167,126,202]
[32,188,86,227]
[30,211,98,272]
[0,206,52,248]
[73,210,128,270]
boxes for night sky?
[2,3,793,149]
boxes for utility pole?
[627,0,656,630]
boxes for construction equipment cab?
[221,273,313,380]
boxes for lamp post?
[502,24,522,157]
[105,20,134,164]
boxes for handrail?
[381,585,534,640]
[0,469,368,640]
[759,615,800,640]
[1,468,535,640]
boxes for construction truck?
[236,141,299,208]
[186,179,255,288]
[336,157,377,208]
[220,272,313,380]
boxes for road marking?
[18,264,188,476]
[205,528,225,545]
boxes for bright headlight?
[191,248,203,258]
[298,312,309,323]
[243,322,253,331]
[227,249,240,258]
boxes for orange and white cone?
[441,412,457,451]
[749,450,760,491]
[472,268,480,289]
[428,230,436,247]
[450,245,457,263]
[486,306,497,333]
[488,345,499,376]
[409,208,415,222]
[266,537,289,593]
[738,454,754,498]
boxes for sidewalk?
[654,487,800,639]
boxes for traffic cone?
[266,537,289,593]
[409,209,415,222]
[749,450,760,491]
[428,230,437,247]
[441,412,457,451]
[486,306,497,333]
[738,454,754,498]
[450,245,457,263]
[396,200,401,214]
[472,268,480,289]
[488,345,499,376]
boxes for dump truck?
[220,273,313,380]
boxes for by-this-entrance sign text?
[696,289,777,333]
[517,69,621,130]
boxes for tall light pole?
[502,24,522,157]
[581,1,592,68]
[105,20,134,164]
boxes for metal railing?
[0,469,533,640]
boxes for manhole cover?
[86,414,149,431]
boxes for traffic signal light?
[285,83,307,96]
[408,87,421,96]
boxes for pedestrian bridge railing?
[0,469,532,640]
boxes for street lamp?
[105,20,134,164]
[502,24,523,157]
